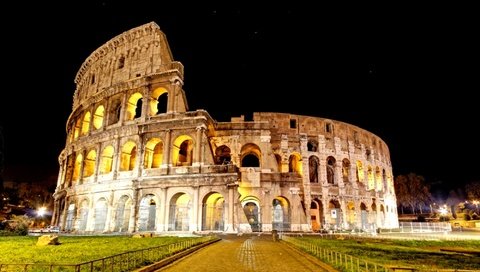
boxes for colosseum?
[52,22,398,234]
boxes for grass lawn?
[299,236,480,270]
[0,235,194,264]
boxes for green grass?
[298,236,480,270]
[0,235,193,264]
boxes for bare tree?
[394,173,432,214]
[465,181,480,200]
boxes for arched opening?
[288,153,302,175]
[107,99,122,125]
[169,193,191,231]
[326,156,336,184]
[367,166,374,190]
[73,118,81,140]
[120,141,137,171]
[242,199,261,232]
[144,138,163,169]
[274,154,282,172]
[272,196,290,231]
[342,159,350,183]
[138,194,157,231]
[81,112,91,136]
[65,203,75,231]
[328,200,342,228]
[307,140,318,152]
[215,145,231,165]
[308,156,319,183]
[99,146,114,174]
[360,202,368,229]
[310,199,323,231]
[240,143,261,168]
[356,161,364,183]
[78,199,89,231]
[114,195,131,232]
[346,202,356,229]
[172,135,194,166]
[371,202,377,227]
[93,105,104,130]
[382,169,388,193]
[150,87,168,115]
[125,92,143,121]
[202,192,224,231]
[72,154,83,182]
[94,198,108,232]
[375,167,382,191]
[380,205,385,227]
[82,150,96,178]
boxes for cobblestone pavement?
[157,234,334,272]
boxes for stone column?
[225,185,236,233]
[119,94,127,125]
[136,135,145,177]
[335,163,344,187]
[61,196,69,231]
[349,162,358,189]
[94,143,102,183]
[78,150,86,185]
[193,126,204,167]
[140,86,150,122]
[162,129,172,172]
[106,190,114,232]
[128,187,139,232]
[159,188,168,231]
[112,137,121,180]
[167,80,177,113]
[191,187,199,231]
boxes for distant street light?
[37,207,47,217]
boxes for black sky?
[1,3,478,194]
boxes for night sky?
[1,3,478,196]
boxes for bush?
[3,215,31,236]
[464,213,472,221]
[472,213,479,220]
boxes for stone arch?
[150,87,168,115]
[308,156,319,183]
[274,153,282,172]
[93,105,104,130]
[360,202,368,229]
[310,198,323,231]
[138,194,157,231]
[326,156,336,184]
[367,166,374,190]
[99,146,114,174]
[288,152,302,175]
[94,197,108,232]
[72,153,83,182]
[120,141,137,171]
[65,203,76,231]
[125,92,143,121]
[107,98,122,125]
[77,199,89,231]
[169,192,191,231]
[83,149,97,178]
[356,160,364,183]
[342,159,350,183]
[382,169,388,193]
[328,199,342,228]
[375,166,382,191]
[114,195,132,232]
[307,139,318,152]
[73,118,81,140]
[81,111,91,136]
[172,135,194,166]
[202,192,225,231]
[346,201,356,228]
[215,145,231,165]
[241,196,261,232]
[240,143,261,167]
[272,196,290,231]
[144,138,163,168]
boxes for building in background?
[52,22,398,233]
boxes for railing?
[0,236,216,272]
[281,235,478,272]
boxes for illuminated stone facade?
[52,22,398,234]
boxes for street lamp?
[37,207,47,217]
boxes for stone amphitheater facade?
[52,22,398,234]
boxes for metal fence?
[0,236,216,272]
[281,235,478,272]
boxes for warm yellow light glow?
[125,92,143,121]
[93,105,104,129]
[73,119,81,140]
[81,111,91,136]
[120,141,137,171]
[288,153,302,176]
[150,87,168,115]
[172,135,194,166]
[37,207,47,217]
[144,138,163,168]
[356,161,364,182]
[72,154,83,181]
[99,146,114,174]
[367,166,374,190]
[83,150,97,178]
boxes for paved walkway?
[157,234,334,272]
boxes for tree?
[446,189,465,219]
[394,173,432,214]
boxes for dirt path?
[157,234,335,272]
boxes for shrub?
[464,213,471,221]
